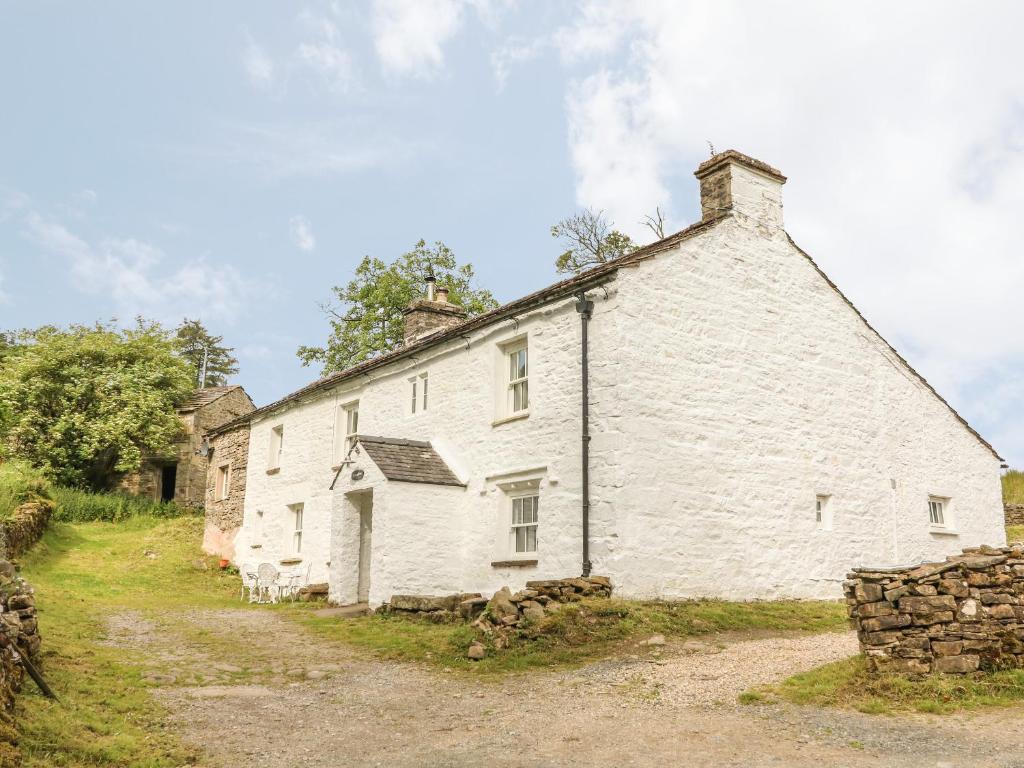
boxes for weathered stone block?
[857,601,895,618]
[860,614,911,632]
[931,640,963,656]
[934,654,980,674]
[899,595,956,613]
[938,579,969,598]
[854,583,884,603]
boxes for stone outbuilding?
[119,385,254,508]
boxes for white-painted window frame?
[928,495,954,532]
[509,492,539,555]
[334,401,360,465]
[506,341,528,415]
[215,463,231,501]
[815,493,832,531]
[289,503,304,555]
[268,425,284,470]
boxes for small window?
[929,497,946,526]
[507,344,528,413]
[410,372,429,413]
[345,403,359,451]
[420,372,428,411]
[268,425,284,470]
[334,402,360,464]
[215,464,231,501]
[510,494,539,554]
[815,494,832,530]
[290,503,304,554]
[409,377,418,414]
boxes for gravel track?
[110,608,1024,768]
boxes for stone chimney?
[402,279,467,344]
[694,150,786,229]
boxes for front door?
[357,494,373,603]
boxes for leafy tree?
[174,319,239,388]
[551,206,671,275]
[0,321,193,490]
[297,239,498,374]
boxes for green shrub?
[0,461,50,518]
[1003,470,1024,505]
[50,486,194,522]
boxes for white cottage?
[224,150,1006,606]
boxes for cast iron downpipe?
[575,292,594,577]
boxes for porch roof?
[356,435,465,487]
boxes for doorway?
[357,493,373,603]
[161,464,177,502]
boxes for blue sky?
[3,2,1024,466]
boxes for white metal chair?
[281,562,312,601]
[240,563,259,602]
[256,562,281,604]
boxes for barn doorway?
[161,464,177,501]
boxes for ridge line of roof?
[212,214,726,432]
[785,232,1003,464]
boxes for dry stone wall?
[845,544,1024,675]
[1004,504,1024,527]
[0,501,51,562]
[0,560,41,768]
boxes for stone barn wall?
[845,544,1024,675]
[202,421,251,559]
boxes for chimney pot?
[435,286,449,303]
[424,273,436,301]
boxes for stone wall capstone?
[1004,504,1024,527]
[845,544,1024,675]
[0,502,51,562]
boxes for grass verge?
[1007,525,1024,544]
[299,597,848,675]
[748,655,1024,714]
[17,516,237,767]
[48,487,191,523]
[0,461,49,518]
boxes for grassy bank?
[1003,469,1024,505]
[0,462,49,518]
[747,655,1024,714]
[300,596,848,675]
[17,516,236,767]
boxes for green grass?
[1008,525,1024,543]
[0,461,50,518]
[1003,469,1024,505]
[49,487,191,523]
[749,656,1024,714]
[300,597,848,675]
[17,516,238,767]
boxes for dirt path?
[110,608,1024,768]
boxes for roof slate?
[357,436,465,487]
[178,385,250,413]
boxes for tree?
[551,207,673,275]
[0,321,193,490]
[551,209,637,275]
[297,239,499,374]
[174,319,239,388]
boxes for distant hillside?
[1003,470,1024,505]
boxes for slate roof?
[357,436,465,487]
[178,385,251,413]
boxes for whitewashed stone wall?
[236,157,1004,604]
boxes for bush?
[50,486,194,522]
[0,460,50,518]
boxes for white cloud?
[289,215,316,251]
[556,1,1024,463]
[295,10,355,91]
[243,32,276,90]
[491,37,546,90]
[22,212,257,324]
[371,0,467,77]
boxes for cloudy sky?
[2,2,1023,465]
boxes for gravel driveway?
[110,608,1024,768]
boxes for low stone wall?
[0,560,41,768]
[845,545,1024,675]
[1005,504,1024,527]
[0,501,51,561]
